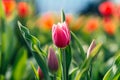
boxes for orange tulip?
[85,18,98,33]
[66,14,73,25]
[103,18,116,35]
[2,0,16,16]
[39,13,55,30]
[113,5,120,18]
[70,16,85,31]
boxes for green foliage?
[65,45,72,75]
[103,55,120,80]
[71,31,85,60]
[61,10,66,22]
[16,10,103,80]
[30,62,39,80]
[17,21,50,80]
[11,47,27,80]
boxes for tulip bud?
[38,67,44,80]
[87,40,96,58]
[18,2,29,18]
[52,22,70,48]
[48,47,58,72]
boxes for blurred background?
[1,0,120,80]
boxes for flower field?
[1,0,120,80]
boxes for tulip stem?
[53,73,56,80]
[61,49,67,80]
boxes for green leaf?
[0,0,5,19]
[89,43,102,58]
[103,68,113,80]
[65,45,72,78]
[17,21,46,57]
[74,42,102,80]
[61,10,66,22]
[56,48,62,79]
[0,75,5,80]
[32,51,50,80]
[75,68,88,80]
[69,67,78,80]
[17,22,50,80]
[11,47,27,80]
[70,31,85,59]
[103,55,120,80]
[30,62,39,80]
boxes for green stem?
[61,49,67,80]
[53,73,56,80]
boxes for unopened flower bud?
[38,67,44,80]
[87,40,96,58]
[52,22,70,48]
[48,47,58,72]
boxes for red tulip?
[18,2,29,18]
[2,0,16,16]
[52,22,70,48]
[48,47,58,72]
[38,67,44,80]
[99,1,115,16]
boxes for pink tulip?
[52,22,70,48]
[48,47,58,72]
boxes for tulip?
[87,40,96,58]
[113,5,120,19]
[103,18,116,35]
[52,22,70,48]
[38,67,44,80]
[18,2,29,18]
[2,0,16,16]
[99,1,115,16]
[40,13,55,30]
[85,18,98,33]
[66,14,73,26]
[48,47,58,72]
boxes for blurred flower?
[2,0,16,16]
[66,14,73,26]
[85,18,98,33]
[48,47,58,72]
[113,5,120,19]
[52,22,70,48]
[18,2,29,18]
[87,40,96,58]
[38,67,44,80]
[99,1,115,16]
[70,16,85,31]
[37,13,55,31]
[103,18,116,35]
